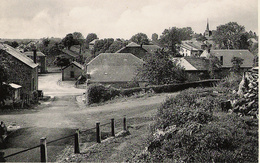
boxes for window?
[220,56,223,65]
[70,71,74,78]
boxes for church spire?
[206,18,209,31]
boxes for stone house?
[116,42,161,59]
[172,57,219,81]
[210,50,255,69]
[86,53,144,88]
[62,61,84,81]
[24,51,47,73]
[0,44,38,104]
[179,39,206,57]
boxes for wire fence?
[1,116,127,162]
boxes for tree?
[0,63,10,106]
[106,40,125,53]
[159,27,193,56]
[130,33,149,45]
[137,49,186,85]
[213,22,246,49]
[61,33,76,50]
[86,33,98,47]
[42,38,50,47]
[73,32,85,53]
[231,56,244,73]
[55,56,70,69]
[93,38,114,55]
[196,33,207,42]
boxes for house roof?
[142,45,161,54]
[23,51,46,57]
[126,42,140,47]
[62,61,84,70]
[0,44,38,68]
[184,57,210,71]
[87,53,144,82]
[89,39,99,45]
[9,83,22,89]
[181,40,205,51]
[172,57,197,71]
[210,50,255,68]
[172,57,210,71]
[60,49,78,58]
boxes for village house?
[172,57,218,81]
[210,49,255,70]
[86,53,144,88]
[0,44,38,104]
[179,39,207,57]
[23,51,47,73]
[89,39,99,51]
[116,42,161,59]
[62,61,84,81]
[59,49,80,62]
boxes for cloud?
[0,0,257,39]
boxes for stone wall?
[231,69,258,118]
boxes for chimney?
[33,49,37,64]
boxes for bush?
[146,86,258,163]
[87,84,120,104]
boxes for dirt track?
[0,73,177,162]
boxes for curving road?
[0,73,177,162]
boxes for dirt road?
[0,73,177,162]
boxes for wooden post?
[40,137,47,162]
[0,152,5,162]
[74,129,80,154]
[96,122,101,143]
[111,118,115,137]
[123,116,127,131]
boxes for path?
[0,73,177,162]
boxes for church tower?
[204,19,212,39]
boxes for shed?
[62,61,84,81]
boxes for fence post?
[40,137,47,162]
[123,116,127,131]
[0,152,5,162]
[74,129,80,154]
[96,122,101,143]
[111,118,115,137]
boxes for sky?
[0,0,258,40]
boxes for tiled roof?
[23,51,46,57]
[142,45,161,54]
[126,42,140,47]
[61,49,79,58]
[0,44,38,68]
[87,53,144,82]
[184,57,210,71]
[211,50,255,68]
[172,57,197,71]
[62,61,84,70]
[89,39,99,45]
[72,61,84,69]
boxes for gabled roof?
[87,53,144,82]
[89,39,99,45]
[23,51,46,57]
[172,57,210,71]
[172,57,197,71]
[126,42,140,47]
[62,61,84,70]
[60,49,79,58]
[0,44,38,68]
[184,57,210,71]
[211,50,255,68]
[142,45,161,54]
